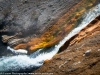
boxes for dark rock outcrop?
[0,0,82,35]
[0,0,83,47]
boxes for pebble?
[98,49,100,51]
[73,61,81,66]
[83,49,92,56]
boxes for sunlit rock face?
[34,15,100,75]
[0,0,83,46]
[15,0,98,52]
[0,0,98,53]
[0,0,85,48]
[0,0,99,72]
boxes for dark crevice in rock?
[96,15,100,20]
[58,15,100,53]
[90,19,98,24]
[58,34,78,53]
[89,60,100,69]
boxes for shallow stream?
[0,3,100,72]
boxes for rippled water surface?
[0,4,100,72]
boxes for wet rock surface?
[34,16,100,75]
[12,0,98,52]
[0,0,98,52]
[0,0,100,74]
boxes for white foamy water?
[0,4,100,72]
[55,3,100,49]
[7,46,28,54]
[0,55,43,71]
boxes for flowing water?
[0,4,100,72]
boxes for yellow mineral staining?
[88,0,96,7]
[44,59,51,64]
[88,3,93,7]
[76,8,86,17]
[14,0,97,52]
[30,42,47,50]
[29,36,60,51]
